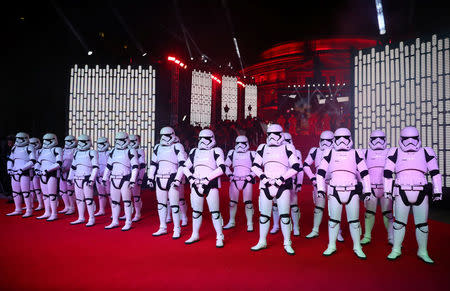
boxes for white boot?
[185,214,202,244]
[173,226,181,239]
[284,240,295,255]
[216,233,224,248]
[245,202,254,232]
[71,199,85,225]
[416,224,434,264]
[291,205,300,236]
[47,195,58,221]
[251,218,270,251]
[105,203,120,229]
[361,211,375,245]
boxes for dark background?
[2,0,449,140]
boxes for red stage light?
[237,81,245,87]
[168,56,175,61]
[211,75,222,84]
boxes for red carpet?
[0,183,449,290]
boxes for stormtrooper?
[384,126,442,264]
[68,135,99,227]
[179,129,225,247]
[59,135,77,215]
[29,137,44,211]
[269,133,304,236]
[359,130,393,245]
[163,135,189,226]
[251,124,301,255]
[148,127,187,239]
[124,134,146,222]
[316,128,371,259]
[35,133,63,221]
[303,130,344,241]
[223,135,256,232]
[94,137,111,217]
[6,132,36,217]
[102,132,139,231]
[173,135,189,226]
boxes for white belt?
[395,184,424,191]
[371,184,383,189]
[333,185,356,191]
[156,174,173,179]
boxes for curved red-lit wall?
[245,37,378,119]
[244,37,377,155]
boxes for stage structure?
[245,84,258,118]
[221,76,238,121]
[353,34,450,187]
[68,64,156,163]
[190,70,212,127]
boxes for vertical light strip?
[68,65,156,166]
[353,34,449,186]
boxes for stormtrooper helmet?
[97,137,110,152]
[198,129,216,150]
[369,130,387,150]
[77,135,92,151]
[283,132,293,145]
[42,133,58,149]
[266,124,284,146]
[29,137,41,150]
[64,135,77,149]
[129,134,141,149]
[334,128,353,151]
[319,130,334,150]
[115,132,129,150]
[160,127,176,146]
[399,126,421,152]
[235,135,249,153]
[15,132,30,147]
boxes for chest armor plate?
[73,151,93,167]
[39,148,57,163]
[314,148,325,166]
[12,146,30,162]
[111,149,131,168]
[366,149,389,169]
[395,148,427,173]
[157,145,178,164]
[194,149,217,169]
[329,149,357,174]
[233,151,252,169]
[262,145,289,167]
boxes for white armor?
[360,130,393,245]
[250,124,301,255]
[317,128,371,259]
[68,135,99,227]
[126,134,146,222]
[59,135,77,215]
[174,135,189,227]
[303,130,343,239]
[223,135,256,232]
[6,132,36,217]
[94,137,111,217]
[148,127,187,239]
[35,133,63,221]
[179,129,226,247]
[384,127,442,264]
[283,133,304,236]
[29,137,44,211]
[102,132,139,231]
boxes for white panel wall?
[221,76,238,121]
[190,70,212,127]
[354,34,450,187]
[68,64,156,165]
[245,84,258,118]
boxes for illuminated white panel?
[68,64,156,165]
[244,84,258,118]
[221,75,238,121]
[190,70,212,127]
[353,34,449,187]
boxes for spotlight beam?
[50,0,89,53]
[173,0,193,60]
[110,5,145,54]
